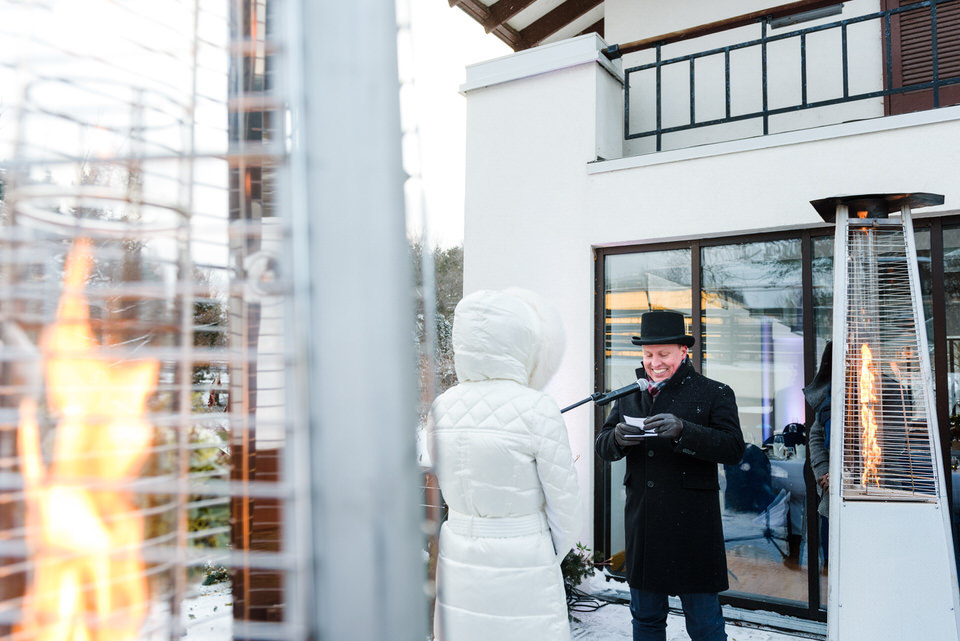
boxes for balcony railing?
[622,0,960,151]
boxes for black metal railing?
[624,0,960,151]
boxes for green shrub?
[562,541,597,589]
[187,422,231,550]
[202,562,231,585]
[562,542,599,620]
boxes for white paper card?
[622,415,657,438]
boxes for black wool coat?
[595,359,745,594]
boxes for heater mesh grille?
[0,1,311,639]
[839,219,938,501]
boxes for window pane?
[944,225,960,449]
[701,240,805,442]
[602,250,691,571]
[604,250,693,388]
[813,235,833,353]
[811,235,833,606]
[701,239,807,606]
[915,228,934,376]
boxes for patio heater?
[813,193,960,641]
[0,0,425,640]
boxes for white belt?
[445,509,547,538]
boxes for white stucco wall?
[462,34,623,547]
[462,32,960,550]
[586,107,960,246]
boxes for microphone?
[560,378,650,413]
[595,378,650,405]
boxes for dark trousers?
[629,588,727,641]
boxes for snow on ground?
[176,574,825,641]
[570,599,815,641]
[180,581,232,640]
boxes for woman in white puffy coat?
[428,288,582,641]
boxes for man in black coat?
[595,311,745,641]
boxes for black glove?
[643,413,684,440]
[614,422,645,448]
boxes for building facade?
[460,0,960,621]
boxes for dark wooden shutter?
[884,0,960,115]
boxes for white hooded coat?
[429,289,582,641]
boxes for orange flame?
[17,238,160,641]
[859,342,881,486]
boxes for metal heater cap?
[810,192,944,223]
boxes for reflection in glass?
[602,250,691,574]
[945,225,960,448]
[812,235,833,359]
[701,240,807,606]
[914,229,934,378]
[604,250,693,388]
[701,240,804,445]
[811,234,833,606]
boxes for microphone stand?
[560,392,607,414]
[560,379,649,413]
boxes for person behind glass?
[429,288,582,641]
[595,310,745,641]
[802,341,832,566]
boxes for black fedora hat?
[631,310,695,347]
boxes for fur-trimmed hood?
[452,288,565,390]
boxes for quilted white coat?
[429,289,582,641]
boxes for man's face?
[642,343,688,383]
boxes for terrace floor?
[570,574,827,641]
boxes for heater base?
[831,501,960,640]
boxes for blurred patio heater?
[813,193,960,641]
[0,0,424,640]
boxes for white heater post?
[818,193,960,641]
[293,0,428,639]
